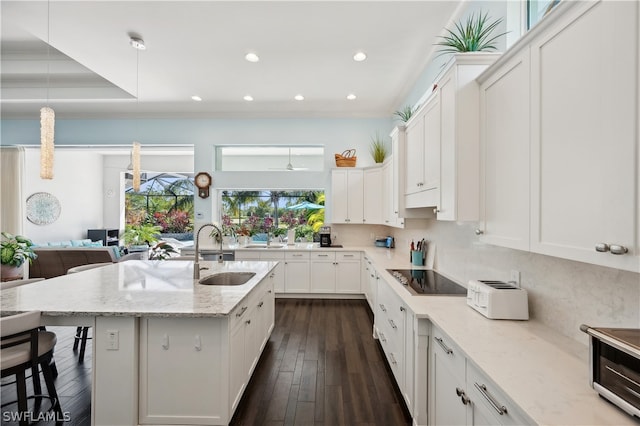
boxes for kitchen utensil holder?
[411,250,423,266]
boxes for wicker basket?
[335,149,357,167]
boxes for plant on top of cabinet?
[435,11,506,55]
[394,105,415,122]
[370,132,388,163]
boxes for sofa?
[29,247,142,279]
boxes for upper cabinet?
[404,53,500,220]
[331,168,364,224]
[477,0,639,273]
[363,167,383,224]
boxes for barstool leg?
[78,327,90,363]
[72,326,83,350]
[15,370,28,426]
[41,357,63,422]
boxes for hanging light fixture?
[130,35,145,191]
[40,0,54,179]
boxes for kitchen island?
[0,260,277,425]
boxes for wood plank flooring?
[1,299,410,426]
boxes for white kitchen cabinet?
[528,0,639,272]
[284,252,310,292]
[362,255,377,312]
[260,251,285,293]
[390,126,406,227]
[310,251,361,293]
[139,276,274,425]
[331,168,364,224]
[477,51,530,251]
[382,159,396,227]
[363,166,383,224]
[405,93,440,209]
[335,251,361,293]
[402,303,415,417]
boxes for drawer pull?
[318,254,329,257]
[389,319,397,329]
[258,301,264,308]
[435,337,453,355]
[246,319,251,325]
[610,245,628,255]
[456,387,470,405]
[400,306,406,312]
[236,306,248,317]
[343,254,354,257]
[474,383,507,415]
[379,303,387,312]
[379,332,386,342]
[389,353,398,365]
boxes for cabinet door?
[244,308,260,380]
[530,1,639,272]
[422,95,441,193]
[229,319,246,413]
[310,256,335,293]
[479,51,530,251]
[430,328,467,426]
[284,258,310,292]
[438,69,456,220]
[403,307,415,417]
[335,254,361,293]
[382,161,393,225]
[346,169,364,223]
[405,112,425,195]
[331,169,349,223]
[363,167,383,224]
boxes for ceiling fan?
[269,148,308,171]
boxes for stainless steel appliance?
[319,226,331,247]
[466,280,529,320]
[581,325,640,418]
[387,269,467,296]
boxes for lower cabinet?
[362,255,377,311]
[429,323,532,425]
[284,252,310,292]
[139,276,274,425]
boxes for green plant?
[394,105,415,122]
[148,241,178,260]
[370,132,388,163]
[123,224,162,247]
[295,225,314,241]
[435,11,506,55]
[1,232,37,267]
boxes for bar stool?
[1,311,63,425]
[66,262,112,363]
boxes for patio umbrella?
[285,201,324,210]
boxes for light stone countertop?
[0,260,276,318]
[361,246,636,426]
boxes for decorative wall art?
[26,192,61,225]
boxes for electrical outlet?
[510,270,521,287]
[106,330,119,350]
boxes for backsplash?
[332,220,639,345]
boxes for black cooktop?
[386,269,467,296]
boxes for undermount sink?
[243,244,285,249]
[198,272,256,286]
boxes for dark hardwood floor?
[1,299,410,426]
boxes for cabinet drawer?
[336,251,359,261]
[310,251,335,260]
[467,361,532,425]
[235,251,261,260]
[259,251,285,260]
[285,252,310,260]
[431,326,465,383]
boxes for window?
[220,190,324,241]
[125,172,195,236]
[527,0,560,29]
[215,146,324,172]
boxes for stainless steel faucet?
[193,223,223,280]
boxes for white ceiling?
[1,1,462,119]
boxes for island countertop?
[1,260,276,318]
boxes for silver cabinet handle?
[389,353,398,365]
[474,383,507,415]
[595,243,610,252]
[456,387,470,405]
[475,229,484,235]
[318,254,329,257]
[343,254,354,257]
[433,208,440,214]
[389,319,397,329]
[236,306,248,317]
[258,301,264,308]
[400,306,406,312]
[435,337,453,355]
[379,303,387,312]
[610,245,628,255]
[246,319,251,325]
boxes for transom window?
[215,146,324,172]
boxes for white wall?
[23,147,104,243]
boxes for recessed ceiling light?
[346,93,357,100]
[129,37,146,50]
[294,94,305,101]
[353,51,367,62]
[191,95,202,102]
[245,52,260,63]
[243,95,254,101]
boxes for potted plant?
[123,223,162,248]
[370,132,388,163]
[435,11,506,55]
[1,232,37,280]
[394,105,415,122]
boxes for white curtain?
[0,146,25,235]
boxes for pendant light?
[130,36,145,191]
[40,0,54,179]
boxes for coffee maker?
[319,226,332,247]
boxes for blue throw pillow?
[109,246,121,259]
[71,239,92,247]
